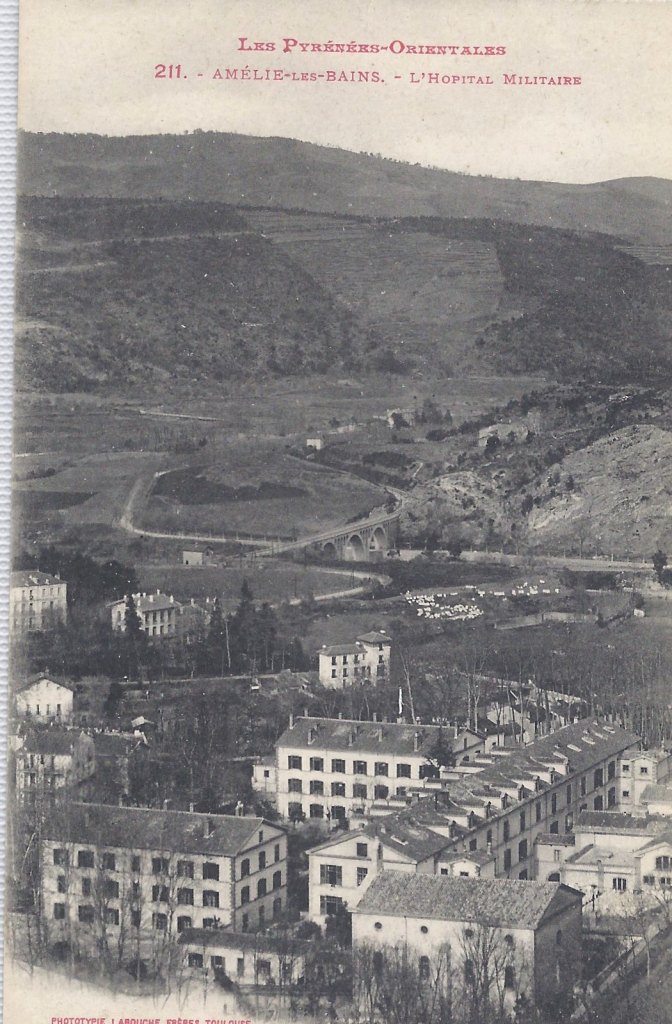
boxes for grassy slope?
[15,196,672,392]
[18,131,672,244]
[15,199,371,390]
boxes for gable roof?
[576,810,669,835]
[309,817,452,863]
[641,784,672,804]
[277,717,478,758]
[357,632,391,645]
[11,571,66,589]
[41,803,285,857]
[319,643,364,657]
[15,674,74,695]
[354,871,582,930]
[20,728,85,756]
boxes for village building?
[41,804,288,955]
[296,718,639,886]
[89,731,148,798]
[178,929,309,988]
[640,783,672,816]
[317,630,392,687]
[110,591,181,638]
[14,675,74,723]
[275,715,485,823]
[535,809,672,916]
[308,814,454,924]
[10,570,68,635]
[182,548,210,566]
[618,749,672,809]
[15,729,95,800]
[252,755,277,799]
[352,872,583,1019]
[110,592,212,640]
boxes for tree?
[207,596,231,673]
[458,924,529,1024]
[447,537,465,559]
[324,902,352,947]
[124,592,144,679]
[354,940,453,1024]
[424,726,457,772]
[652,549,668,586]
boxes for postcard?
[6,2,672,1024]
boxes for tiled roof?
[354,871,582,929]
[15,674,74,695]
[277,717,477,758]
[20,729,82,756]
[565,843,638,867]
[308,816,452,863]
[535,833,576,847]
[576,811,669,835]
[42,803,284,856]
[439,849,495,866]
[372,818,453,862]
[641,784,672,804]
[11,571,66,588]
[319,644,364,657]
[357,632,391,645]
[133,592,180,613]
[178,929,310,954]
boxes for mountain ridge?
[18,131,672,245]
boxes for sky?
[17,0,672,184]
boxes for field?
[12,373,532,556]
[136,561,361,611]
[138,443,386,538]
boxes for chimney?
[338,712,343,720]
[169,595,174,604]
[372,712,377,723]
[289,713,294,729]
[189,802,195,812]
[413,731,420,752]
[148,594,154,603]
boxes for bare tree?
[353,940,453,1024]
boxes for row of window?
[186,952,288,979]
[241,873,283,902]
[330,665,386,679]
[24,704,64,717]
[56,873,282,905]
[240,846,281,877]
[54,903,281,929]
[287,756,415,776]
[52,849,224,879]
[54,897,284,930]
[319,865,368,887]
[288,779,426,798]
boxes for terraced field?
[241,209,504,351]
